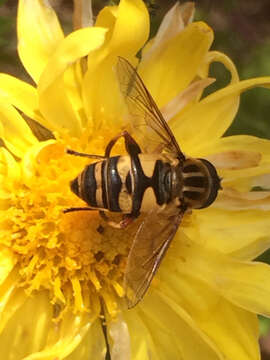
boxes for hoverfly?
[65,57,221,308]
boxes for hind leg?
[99,211,137,229]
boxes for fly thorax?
[182,158,221,209]
[171,164,184,199]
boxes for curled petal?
[17,0,64,83]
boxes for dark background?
[1,0,270,357]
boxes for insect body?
[65,57,221,308]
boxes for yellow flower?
[1,0,270,359]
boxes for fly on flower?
[65,57,221,308]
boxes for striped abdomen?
[70,155,178,215]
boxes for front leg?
[105,130,141,157]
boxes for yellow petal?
[171,76,270,154]
[38,27,108,137]
[65,319,106,360]
[186,207,270,259]
[198,50,239,83]
[17,0,64,83]
[161,77,215,121]
[123,309,158,359]
[200,135,270,191]
[0,99,37,158]
[0,73,44,124]
[158,267,260,360]
[139,21,213,108]
[21,139,56,185]
[170,235,270,318]
[0,248,17,286]
[0,290,52,358]
[95,0,149,58]
[82,0,149,127]
[142,2,195,61]
[0,148,21,189]
[140,290,222,360]
[24,308,98,360]
[214,188,270,210]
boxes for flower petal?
[161,77,215,121]
[0,74,44,124]
[139,21,214,108]
[200,135,270,191]
[65,319,106,360]
[139,290,222,360]
[17,0,64,83]
[158,267,260,360]
[0,289,52,358]
[38,27,107,137]
[123,309,157,359]
[82,0,149,128]
[23,308,98,360]
[171,76,270,154]
[0,99,38,158]
[0,148,21,193]
[142,2,195,61]
[214,188,270,211]
[186,207,270,259]
[0,247,17,286]
[73,0,93,29]
[170,235,270,318]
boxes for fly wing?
[124,204,184,308]
[116,57,184,159]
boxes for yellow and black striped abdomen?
[70,154,177,215]
[70,156,131,212]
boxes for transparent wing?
[116,57,184,158]
[124,204,183,308]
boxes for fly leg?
[104,130,141,157]
[99,211,137,229]
[63,207,96,213]
[65,149,105,160]
[99,131,141,228]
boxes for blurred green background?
[0,0,270,357]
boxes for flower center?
[0,131,139,318]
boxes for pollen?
[0,131,135,318]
